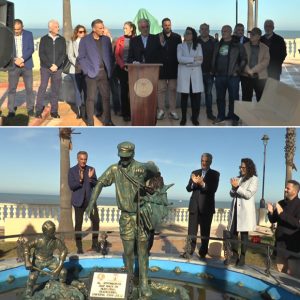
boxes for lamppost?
[258,134,269,226]
[260,134,270,208]
[235,0,238,25]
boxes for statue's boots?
[140,279,152,298]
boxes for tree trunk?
[58,128,73,238]
[285,128,296,185]
[63,0,73,41]
[247,0,254,33]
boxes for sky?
[0,127,299,203]
[10,0,300,30]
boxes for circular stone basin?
[0,256,299,300]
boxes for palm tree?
[63,0,73,41]
[285,128,297,184]
[58,128,73,237]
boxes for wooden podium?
[127,63,162,126]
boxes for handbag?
[62,57,72,74]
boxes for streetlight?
[258,134,269,227]
[235,0,238,25]
[260,134,270,208]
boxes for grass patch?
[0,107,31,126]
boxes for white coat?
[228,175,258,232]
[177,42,204,93]
[67,39,80,74]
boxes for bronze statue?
[23,220,68,298]
[87,141,172,298]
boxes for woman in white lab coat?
[177,27,204,126]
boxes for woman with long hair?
[225,158,258,266]
[114,21,136,122]
[67,24,87,119]
[177,26,204,126]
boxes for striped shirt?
[15,34,23,58]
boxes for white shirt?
[15,34,23,58]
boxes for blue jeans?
[215,75,240,120]
[202,74,214,115]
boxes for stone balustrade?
[0,203,270,238]
[285,38,300,59]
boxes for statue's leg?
[121,239,135,276]
[25,270,39,297]
[138,240,152,297]
[48,258,67,283]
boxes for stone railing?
[0,203,232,233]
[285,38,300,60]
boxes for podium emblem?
[134,78,153,98]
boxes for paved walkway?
[1,59,299,126]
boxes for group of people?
[182,153,300,276]
[4,17,287,126]
[67,144,300,285]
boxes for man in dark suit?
[7,19,34,117]
[78,19,114,126]
[68,151,99,254]
[233,23,250,44]
[127,18,161,64]
[261,19,287,80]
[182,153,220,259]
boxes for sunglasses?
[78,30,86,34]
[239,166,246,170]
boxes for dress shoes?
[7,112,15,118]
[50,112,60,118]
[103,121,115,126]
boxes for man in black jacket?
[267,180,300,274]
[156,18,181,121]
[197,23,217,121]
[211,25,247,126]
[261,19,286,80]
[127,19,161,64]
[35,20,66,118]
[181,153,220,259]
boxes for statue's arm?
[24,239,37,270]
[86,166,115,216]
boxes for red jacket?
[115,35,134,69]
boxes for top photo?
[0,0,299,127]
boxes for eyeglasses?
[78,30,86,34]
[239,166,246,170]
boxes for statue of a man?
[86,141,160,298]
[23,220,68,298]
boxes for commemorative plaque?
[89,271,129,300]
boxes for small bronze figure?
[23,220,68,298]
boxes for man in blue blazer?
[68,151,99,254]
[7,19,34,117]
[78,19,114,126]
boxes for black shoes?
[123,116,131,122]
[236,254,245,266]
[207,113,216,121]
[35,111,43,118]
[213,118,225,125]
[103,121,115,126]
[7,112,15,118]
[192,119,199,126]
[77,248,84,254]
[50,112,60,118]
[180,118,186,126]
[27,109,34,117]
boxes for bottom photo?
[0,127,300,300]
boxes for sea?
[28,28,300,40]
[0,193,262,209]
